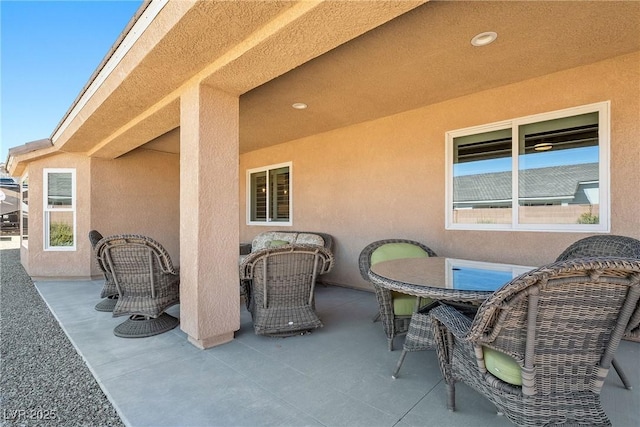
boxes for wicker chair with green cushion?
[95,234,180,338]
[430,257,640,426]
[239,244,334,336]
[556,234,640,390]
[358,239,437,351]
[88,230,119,312]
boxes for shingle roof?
[453,163,598,202]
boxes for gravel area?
[0,248,125,427]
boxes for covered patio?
[5,0,640,353]
[3,4,640,426]
[31,268,640,427]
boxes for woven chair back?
[90,230,109,274]
[469,257,640,397]
[358,239,437,281]
[88,230,103,248]
[242,245,334,309]
[96,234,177,298]
[556,235,640,261]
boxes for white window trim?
[43,168,77,251]
[445,101,610,233]
[21,174,28,249]
[246,161,293,226]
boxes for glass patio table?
[368,257,534,304]
[368,257,535,378]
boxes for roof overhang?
[29,0,424,162]
[6,0,640,176]
[6,139,55,176]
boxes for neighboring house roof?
[454,163,599,203]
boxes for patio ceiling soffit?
[48,0,428,160]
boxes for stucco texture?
[20,147,180,280]
[178,84,240,346]
[240,52,640,291]
[20,153,92,279]
[90,148,181,278]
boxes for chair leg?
[446,381,456,411]
[388,337,394,351]
[372,312,380,322]
[392,349,408,379]
[612,357,633,390]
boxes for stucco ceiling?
[238,0,640,153]
[54,0,426,160]
[11,0,639,171]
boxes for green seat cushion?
[392,293,433,316]
[483,346,522,385]
[372,243,432,315]
[371,243,430,265]
[267,240,289,248]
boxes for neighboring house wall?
[90,148,180,277]
[240,52,640,291]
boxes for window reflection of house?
[448,105,606,229]
[453,163,599,225]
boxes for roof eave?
[6,139,56,176]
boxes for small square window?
[247,162,292,226]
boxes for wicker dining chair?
[430,257,640,427]
[239,244,334,336]
[555,234,640,390]
[88,230,119,312]
[94,234,180,338]
[358,239,437,351]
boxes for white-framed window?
[43,169,76,250]
[21,175,28,248]
[246,162,292,226]
[445,101,609,232]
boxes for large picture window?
[247,162,292,226]
[43,169,76,250]
[446,102,609,232]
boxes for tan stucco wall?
[240,52,640,291]
[90,147,180,277]
[20,153,93,279]
[19,147,180,280]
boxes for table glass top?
[370,257,534,292]
[447,259,533,291]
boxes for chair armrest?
[430,304,473,340]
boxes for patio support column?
[179,82,240,349]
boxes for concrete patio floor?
[35,277,640,427]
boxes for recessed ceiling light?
[292,102,308,110]
[471,31,497,47]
